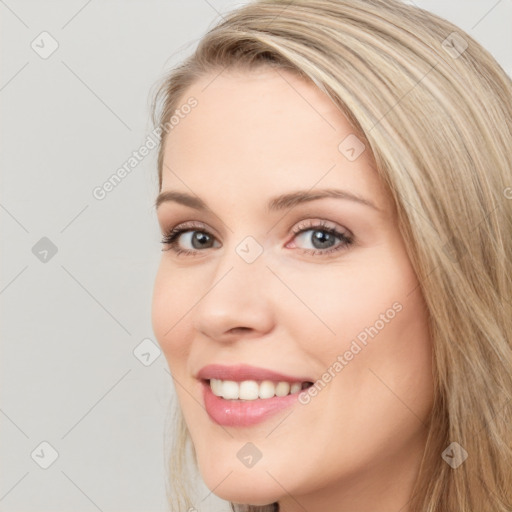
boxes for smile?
[201,380,313,427]
[197,363,314,427]
[209,378,312,400]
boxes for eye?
[160,219,354,257]
[160,221,220,257]
[287,219,354,256]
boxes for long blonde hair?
[150,1,512,510]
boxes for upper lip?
[197,364,313,383]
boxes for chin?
[211,487,278,508]
[198,462,283,505]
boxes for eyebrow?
[155,188,381,213]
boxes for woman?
[150,0,512,510]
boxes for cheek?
[151,263,193,365]
[284,244,433,417]
[277,259,433,487]
[276,247,421,358]
[337,256,433,426]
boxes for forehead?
[165,67,346,158]
[161,67,390,213]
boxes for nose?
[191,245,276,342]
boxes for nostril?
[228,327,251,334]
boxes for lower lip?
[202,380,303,427]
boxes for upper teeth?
[209,379,305,400]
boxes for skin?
[152,66,434,512]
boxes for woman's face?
[152,67,433,510]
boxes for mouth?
[196,363,315,427]
[205,378,314,400]
[200,378,314,427]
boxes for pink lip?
[201,380,303,427]
[197,364,313,427]
[196,363,312,383]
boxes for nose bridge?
[191,234,274,339]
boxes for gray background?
[1,1,510,511]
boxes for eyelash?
[160,219,354,258]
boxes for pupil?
[312,230,333,249]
